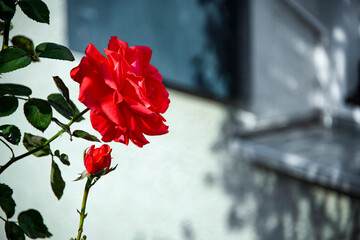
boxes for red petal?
[85,43,107,71]
[99,94,127,129]
[108,36,128,55]
[90,111,121,142]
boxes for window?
[68,0,249,101]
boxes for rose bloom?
[71,36,170,147]
[84,144,112,174]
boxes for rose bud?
[84,144,112,175]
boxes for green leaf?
[59,153,70,166]
[35,42,75,61]
[24,98,52,132]
[0,83,32,96]
[52,76,70,103]
[5,221,25,240]
[0,96,18,117]
[11,35,35,55]
[74,170,89,182]
[0,183,16,218]
[54,150,70,166]
[0,47,32,73]
[51,117,71,135]
[47,93,84,122]
[18,0,49,24]
[0,124,21,145]
[54,149,60,157]
[22,133,50,157]
[0,0,16,21]
[50,160,65,200]
[18,209,52,238]
[73,130,100,142]
[106,164,118,175]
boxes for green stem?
[0,108,90,175]
[76,177,93,240]
[2,21,10,50]
[15,96,30,101]
[0,138,15,158]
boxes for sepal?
[74,170,89,181]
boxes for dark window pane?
[67,0,249,101]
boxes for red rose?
[84,144,112,174]
[70,36,170,147]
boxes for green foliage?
[5,221,25,240]
[35,42,74,61]
[0,183,16,219]
[51,117,71,136]
[0,42,74,73]
[18,0,49,24]
[24,98,52,132]
[22,133,50,157]
[0,83,32,96]
[73,130,100,142]
[11,35,38,61]
[11,35,34,53]
[47,93,84,122]
[54,150,70,166]
[0,95,18,117]
[50,160,65,200]
[0,1,95,239]
[52,76,70,103]
[0,0,16,21]
[0,124,21,145]
[18,209,52,238]
[0,47,32,73]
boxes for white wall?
[250,0,360,121]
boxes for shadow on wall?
[209,129,360,240]
[207,0,360,238]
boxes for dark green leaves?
[0,43,73,73]
[0,0,16,21]
[54,150,70,166]
[22,133,50,157]
[0,41,73,73]
[24,98,52,132]
[18,209,52,238]
[5,221,25,240]
[50,160,65,200]
[73,130,100,142]
[48,94,84,122]
[11,35,39,62]
[51,117,71,136]
[5,209,51,239]
[0,83,32,96]
[18,0,49,24]
[0,183,16,218]
[48,76,84,122]
[52,76,69,103]
[0,47,32,73]
[0,96,18,117]
[11,35,34,55]
[35,42,74,61]
[0,124,21,145]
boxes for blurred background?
[1,0,360,239]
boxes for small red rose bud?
[84,144,112,174]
